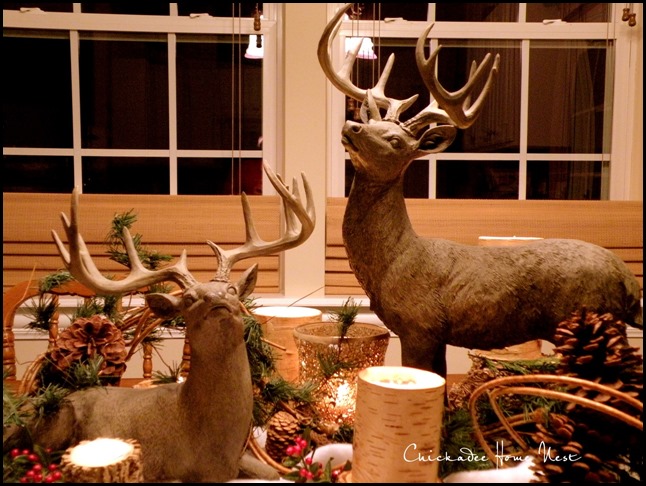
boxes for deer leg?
[431,343,448,378]
[399,334,447,378]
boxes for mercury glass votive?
[293,322,390,425]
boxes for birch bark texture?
[352,366,446,483]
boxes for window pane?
[360,3,430,21]
[3,3,72,13]
[80,34,169,149]
[437,40,521,153]
[345,159,428,198]
[3,34,72,148]
[3,156,74,193]
[178,158,262,195]
[527,160,602,199]
[176,35,262,151]
[81,3,170,15]
[436,160,519,198]
[177,2,262,18]
[83,157,170,194]
[436,3,518,22]
[403,159,429,198]
[526,4,609,23]
[528,41,608,154]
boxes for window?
[329,3,629,200]
[3,2,273,195]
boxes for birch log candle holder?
[252,306,322,382]
[351,366,446,483]
[60,438,143,482]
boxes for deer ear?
[236,264,258,300]
[146,293,182,318]
[417,125,457,153]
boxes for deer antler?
[319,4,500,134]
[208,161,315,281]
[52,189,198,294]
[406,23,501,132]
[317,3,417,123]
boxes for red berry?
[27,453,39,462]
[304,457,313,465]
[25,470,35,478]
[44,476,55,484]
[22,449,31,455]
[33,473,43,482]
[47,464,58,471]
[19,477,29,483]
[11,448,21,458]
[52,471,62,480]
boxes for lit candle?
[352,366,445,483]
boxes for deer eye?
[227,285,237,296]
[388,137,402,149]
[182,294,196,307]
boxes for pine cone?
[264,411,302,463]
[448,354,516,411]
[529,412,623,483]
[49,315,127,379]
[554,310,643,413]
[531,310,644,482]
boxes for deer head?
[318,4,500,183]
[51,161,316,341]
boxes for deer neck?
[179,316,251,411]
[344,173,417,285]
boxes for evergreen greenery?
[106,210,173,272]
[327,297,360,340]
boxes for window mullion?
[168,33,178,195]
[70,29,83,190]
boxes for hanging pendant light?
[345,36,377,60]
[343,8,376,61]
[245,34,263,59]
[245,5,263,59]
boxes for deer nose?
[343,120,362,135]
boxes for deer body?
[321,4,642,376]
[30,279,254,482]
[344,167,642,375]
[8,161,315,482]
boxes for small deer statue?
[7,162,315,482]
[319,4,642,377]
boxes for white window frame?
[324,3,642,201]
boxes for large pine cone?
[264,411,302,463]
[530,412,622,482]
[530,310,643,482]
[49,315,127,379]
[554,309,643,410]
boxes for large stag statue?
[319,4,642,376]
[6,162,314,482]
